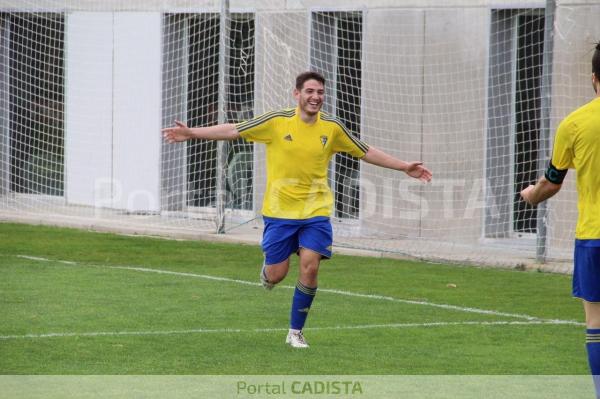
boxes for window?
[187,13,255,211]
[5,13,64,196]
[225,14,255,211]
[166,13,255,211]
[186,14,219,208]
[486,9,544,238]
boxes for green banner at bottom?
[0,375,594,399]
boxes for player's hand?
[520,185,536,205]
[162,120,193,143]
[406,162,432,183]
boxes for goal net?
[0,0,597,269]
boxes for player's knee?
[269,268,288,284]
[300,261,319,280]
[584,301,600,328]
[265,261,289,284]
[586,311,600,328]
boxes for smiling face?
[294,79,325,121]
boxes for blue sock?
[587,329,600,397]
[290,281,317,330]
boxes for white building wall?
[112,12,162,212]
[0,0,548,12]
[360,9,425,237]
[65,12,113,207]
[360,7,487,243]
[4,0,598,263]
[65,12,162,212]
[420,8,488,242]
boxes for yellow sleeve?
[235,111,277,144]
[551,118,575,170]
[331,121,369,158]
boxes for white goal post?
[0,0,598,269]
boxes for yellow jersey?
[551,97,600,239]
[236,107,369,219]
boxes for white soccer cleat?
[260,265,274,290]
[286,330,309,348]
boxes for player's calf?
[260,261,290,290]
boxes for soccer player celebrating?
[521,42,600,392]
[163,71,432,348]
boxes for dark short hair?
[295,71,325,90]
[594,41,600,77]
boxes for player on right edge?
[520,41,600,396]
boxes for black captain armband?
[544,162,568,184]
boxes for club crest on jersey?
[320,135,328,148]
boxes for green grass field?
[0,222,588,375]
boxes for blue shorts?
[261,216,333,265]
[573,239,600,302]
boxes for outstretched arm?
[520,176,562,206]
[361,146,432,182]
[162,120,241,143]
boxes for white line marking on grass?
[110,266,576,324]
[17,255,76,265]
[109,265,261,287]
[0,320,580,340]
[317,287,546,322]
[15,255,583,326]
